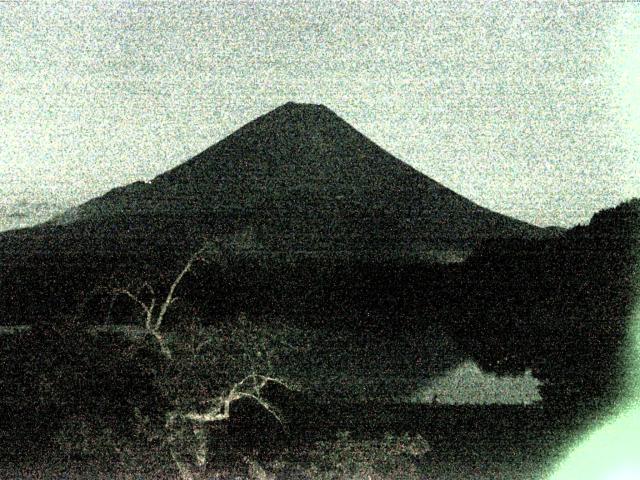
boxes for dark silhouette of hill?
[54,103,538,240]
[47,102,539,252]
[0,102,545,324]
[446,199,640,411]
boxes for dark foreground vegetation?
[0,200,637,478]
[0,387,584,480]
[450,199,640,410]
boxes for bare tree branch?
[141,281,155,298]
[113,288,152,318]
[155,244,210,330]
[151,330,172,360]
[112,244,216,361]
[110,240,298,479]
[235,392,286,431]
[145,298,157,331]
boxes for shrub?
[264,431,431,480]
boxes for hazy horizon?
[2,1,639,230]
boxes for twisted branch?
[111,244,213,361]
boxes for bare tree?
[112,238,299,480]
[113,246,203,359]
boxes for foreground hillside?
[448,199,640,410]
[0,199,635,478]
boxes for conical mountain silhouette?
[0,102,546,323]
[49,102,540,255]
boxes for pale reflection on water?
[403,358,543,405]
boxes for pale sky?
[1,0,639,228]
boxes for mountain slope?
[0,102,546,323]
[46,102,539,253]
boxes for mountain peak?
[265,102,335,121]
[279,101,330,111]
